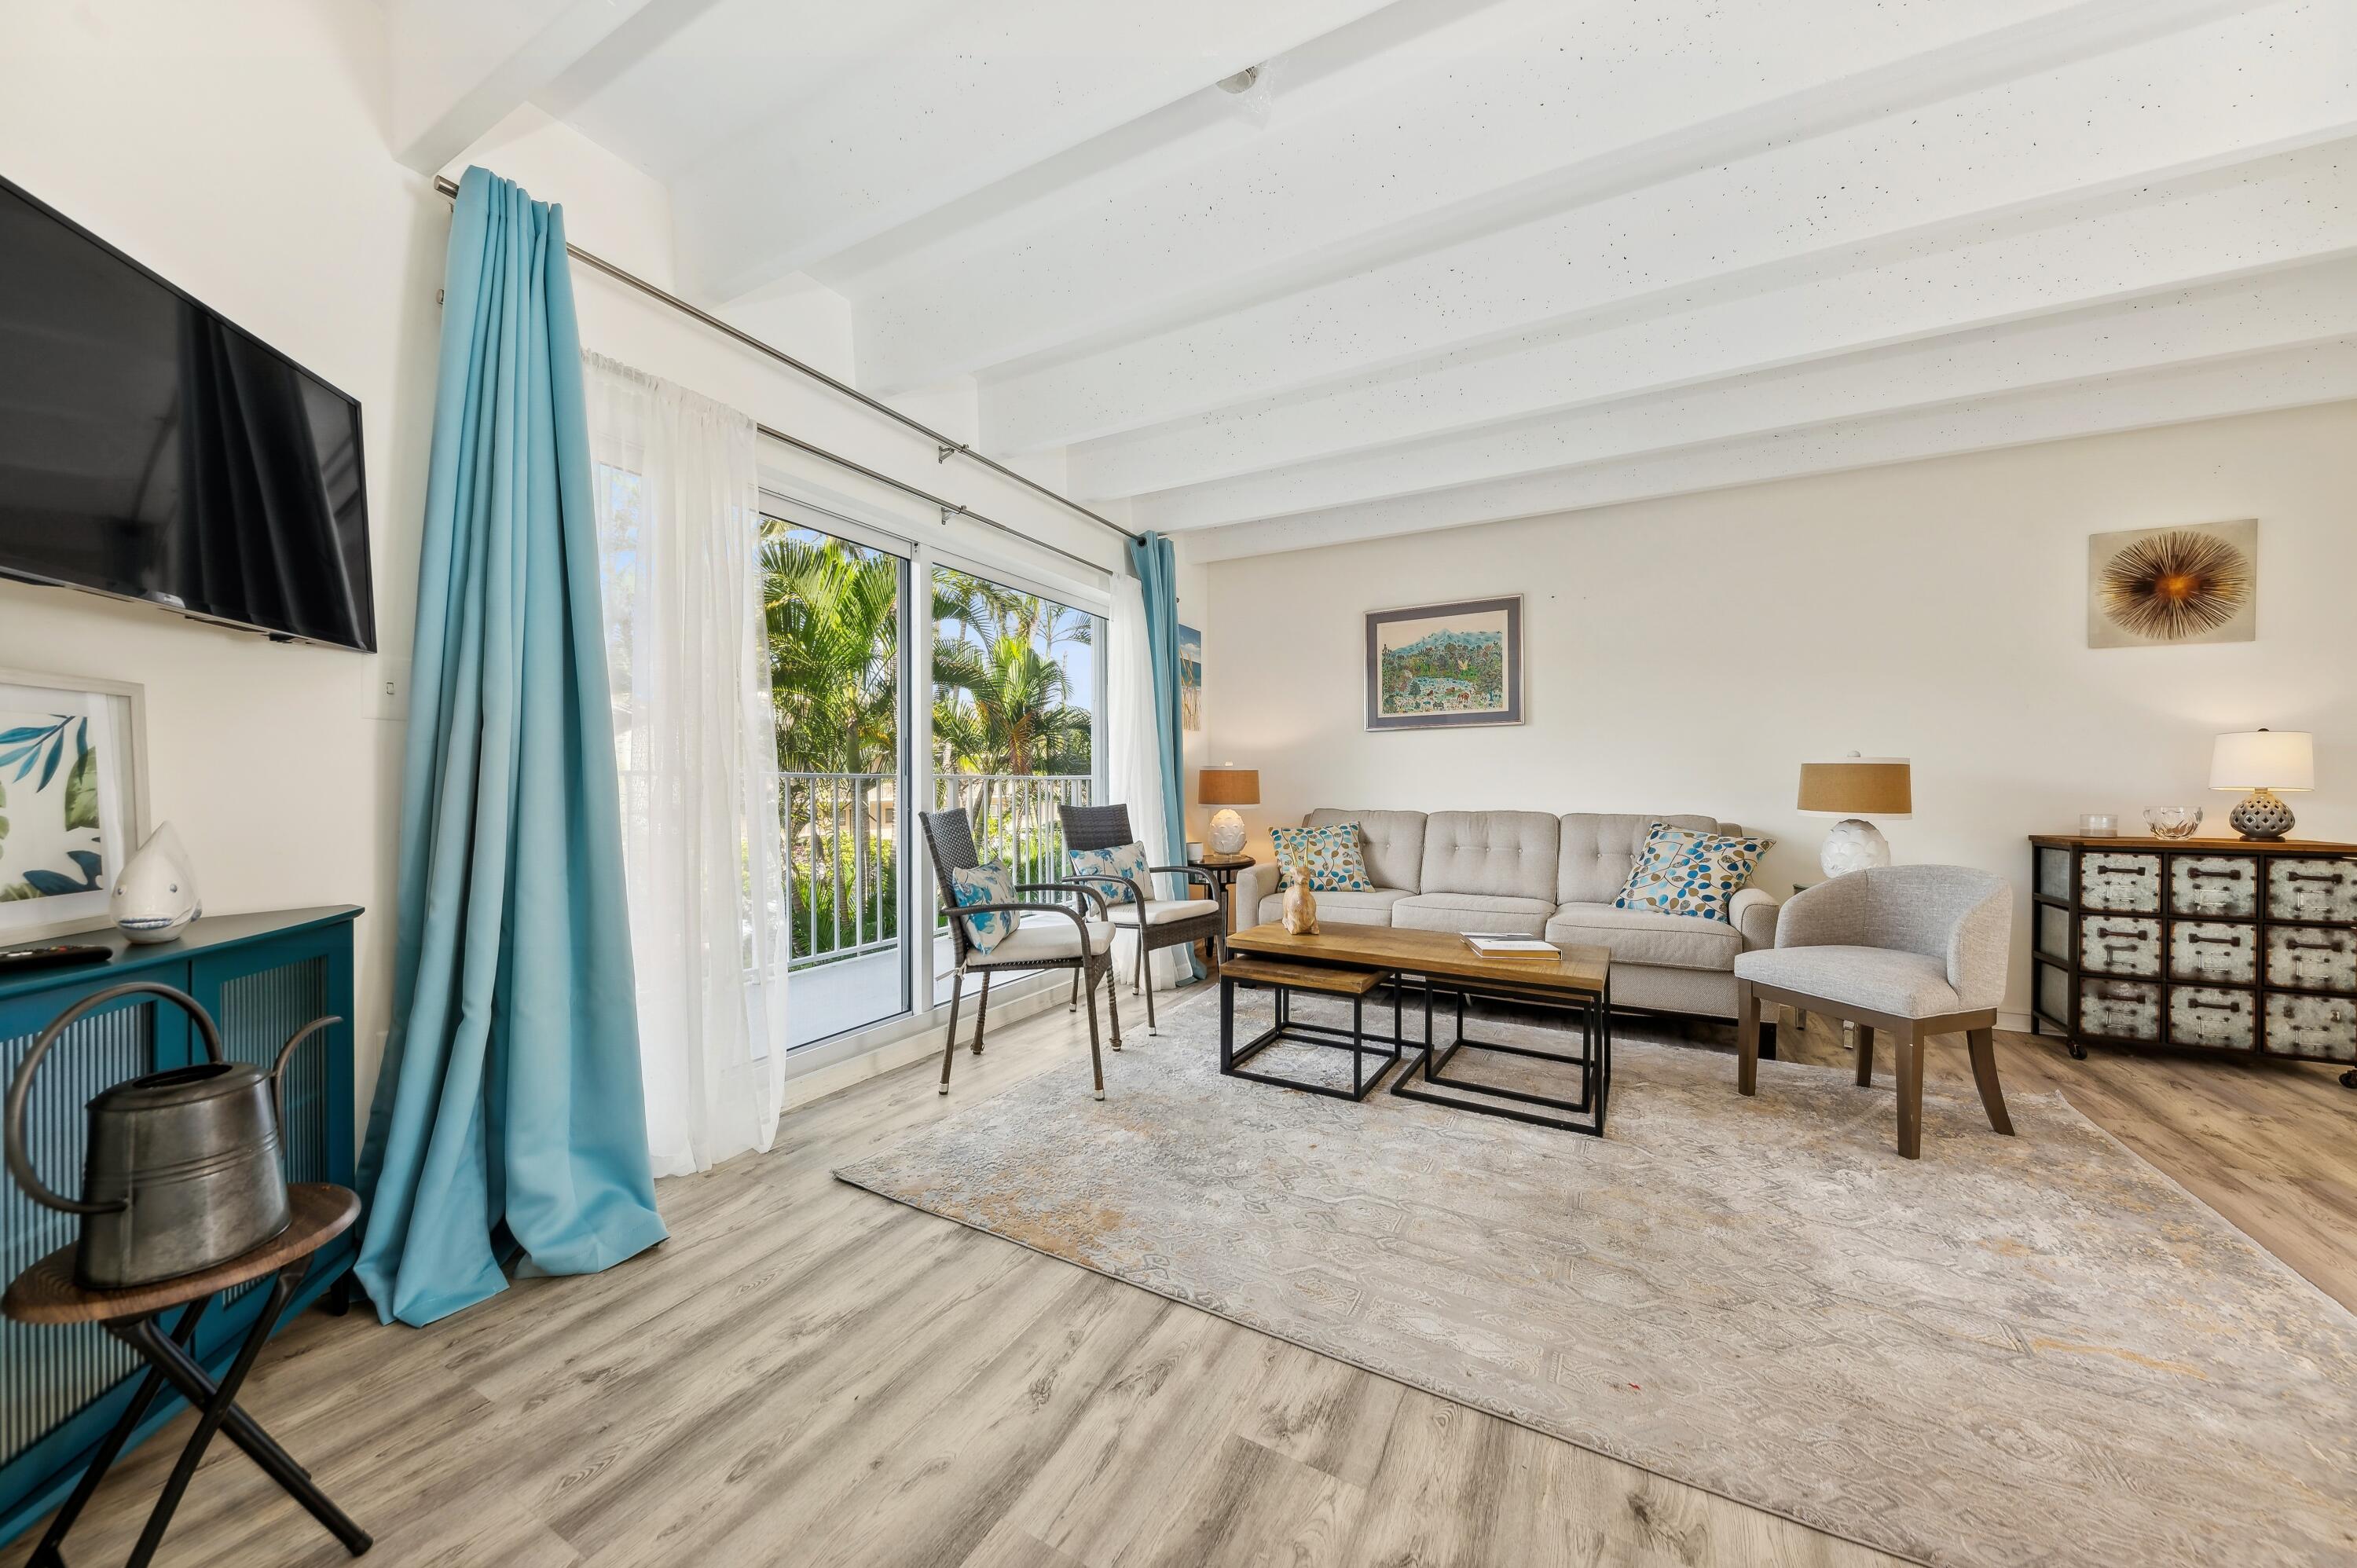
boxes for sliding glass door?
[927,559,1105,1003]
[758,494,1112,1046]
[764,507,912,1047]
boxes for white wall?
[1201,401,2357,1021]
[0,0,441,1103]
[0,0,1124,1114]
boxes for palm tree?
[763,527,900,775]
[928,567,1092,778]
[760,533,1098,955]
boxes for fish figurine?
[112,822,201,943]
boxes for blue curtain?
[354,167,667,1326]
[1125,531,1201,981]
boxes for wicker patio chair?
[919,806,1124,1098]
[1057,803,1219,1035]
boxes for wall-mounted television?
[0,173,376,650]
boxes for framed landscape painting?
[1365,595,1523,731]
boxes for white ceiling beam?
[1186,340,2357,561]
[1132,258,2357,531]
[1065,141,2357,499]
[390,0,665,174]
[854,0,2232,395]
[988,0,2357,454]
[664,0,1402,301]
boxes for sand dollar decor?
[2088,518,2256,648]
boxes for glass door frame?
[759,484,1116,1050]
[921,544,1112,1009]
[761,493,915,1050]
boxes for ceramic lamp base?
[1820,818,1891,879]
[2228,788,2295,841]
[1207,808,1247,857]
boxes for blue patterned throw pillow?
[951,862,1021,954]
[1069,841,1152,906]
[1614,823,1773,922]
[1270,823,1375,892]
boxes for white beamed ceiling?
[460,0,2356,558]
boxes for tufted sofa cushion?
[1545,902,1743,971]
[1305,808,1426,893]
[1392,892,1556,937]
[1556,813,1727,905]
[1418,811,1560,903]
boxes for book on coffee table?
[1460,934,1560,961]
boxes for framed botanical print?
[1364,595,1523,731]
[1178,621,1203,731]
[0,669,148,940]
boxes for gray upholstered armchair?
[1732,866,2014,1159]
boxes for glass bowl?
[2144,806,2203,839]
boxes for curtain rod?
[430,174,1139,559]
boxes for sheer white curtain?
[583,351,788,1177]
[1106,572,1186,990]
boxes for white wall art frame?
[0,669,149,942]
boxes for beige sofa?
[1232,809,1777,1027]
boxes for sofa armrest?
[1728,887,1780,953]
[1232,863,1281,929]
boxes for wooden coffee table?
[1224,922,1615,1135]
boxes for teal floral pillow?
[951,862,1021,953]
[1270,823,1375,892]
[1614,823,1772,922]
[1070,841,1151,906]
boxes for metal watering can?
[4,981,339,1289]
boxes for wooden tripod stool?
[3,1183,373,1568]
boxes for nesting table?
[1222,922,1615,1134]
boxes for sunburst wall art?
[2087,518,2256,649]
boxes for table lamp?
[1198,766,1259,857]
[2211,729,2313,841]
[1797,753,1912,877]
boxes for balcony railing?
[780,770,1093,973]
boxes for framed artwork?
[1178,622,1203,731]
[2088,519,2256,648]
[0,669,148,940]
[1365,595,1523,731]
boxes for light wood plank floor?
[9,989,2353,1568]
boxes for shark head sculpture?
[112,822,201,944]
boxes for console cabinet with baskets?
[2028,834,2357,1087]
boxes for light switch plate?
[376,657,410,722]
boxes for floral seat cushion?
[1614,822,1773,923]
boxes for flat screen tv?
[0,174,375,650]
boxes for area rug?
[834,991,2357,1568]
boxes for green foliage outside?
[762,523,1094,964]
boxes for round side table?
[1188,852,1257,966]
[3,1183,374,1568]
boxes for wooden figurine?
[1282,860,1319,935]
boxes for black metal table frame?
[1385,970,1614,1137]
[27,1256,373,1568]
[1219,971,1414,1102]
